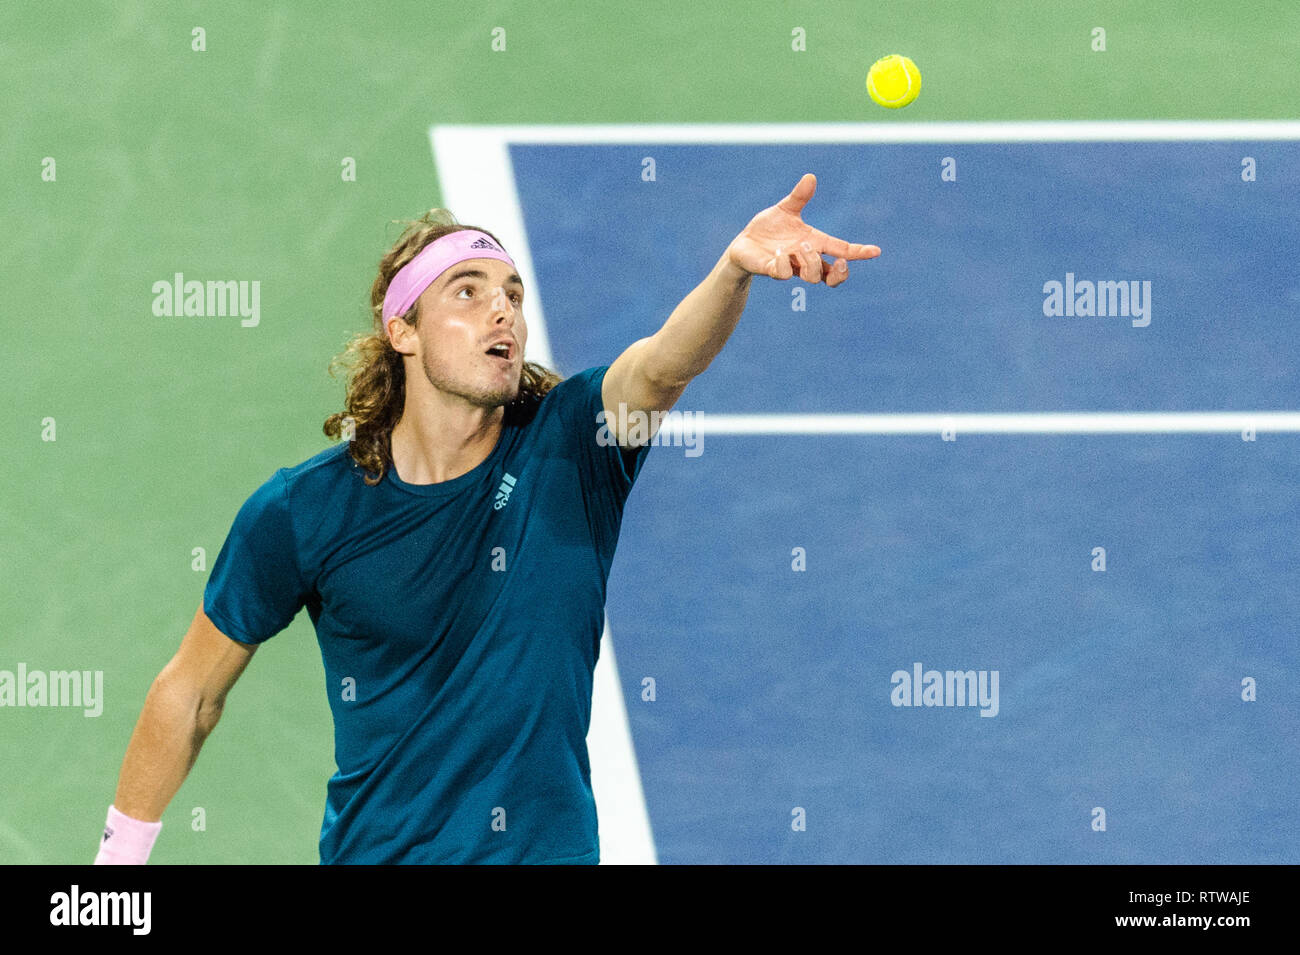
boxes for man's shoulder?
[554,365,609,395]
[525,366,609,425]
[223,444,364,553]
[262,443,365,505]
[283,442,354,478]
[269,442,350,482]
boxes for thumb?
[775,173,817,217]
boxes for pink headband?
[382,230,517,328]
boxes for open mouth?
[485,342,513,362]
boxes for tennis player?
[95,173,878,864]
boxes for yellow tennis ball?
[867,54,921,109]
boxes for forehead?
[436,257,523,289]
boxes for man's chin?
[478,381,520,408]
[420,358,520,409]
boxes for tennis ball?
[867,54,921,109]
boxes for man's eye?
[456,286,474,298]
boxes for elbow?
[636,337,696,397]
[195,698,225,738]
[149,666,223,739]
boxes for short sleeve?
[203,469,310,645]
[548,366,653,544]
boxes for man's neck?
[389,393,504,486]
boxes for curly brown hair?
[323,208,562,486]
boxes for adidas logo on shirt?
[493,472,517,511]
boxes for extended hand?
[725,173,880,286]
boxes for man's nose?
[491,288,516,320]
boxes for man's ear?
[387,315,417,356]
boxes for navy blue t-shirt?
[203,366,651,864]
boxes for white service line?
[431,126,658,866]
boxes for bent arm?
[602,253,753,442]
[111,603,256,820]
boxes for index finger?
[815,231,880,260]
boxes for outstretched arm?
[601,173,880,441]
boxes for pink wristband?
[93,805,162,865]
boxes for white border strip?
[658,412,1300,436]
[431,128,553,365]
[588,619,656,865]
[433,120,1300,145]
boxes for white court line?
[431,120,1300,865]
[433,120,1300,145]
[655,412,1300,436]
[432,127,657,866]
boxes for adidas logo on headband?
[381,229,515,324]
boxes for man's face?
[403,256,527,409]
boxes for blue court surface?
[512,139,1299,864]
